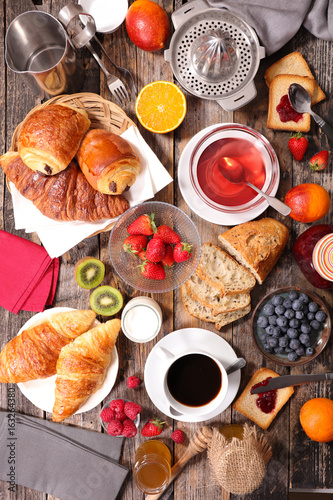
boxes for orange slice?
[135,81,187,134]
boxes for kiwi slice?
[90,286,123,316]
[75,257,105,289]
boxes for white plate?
[144,328,241,422]
[17,307,119,415]
[78,0,128,33]
[178,124,279,226]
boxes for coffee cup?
[155,347,228,416]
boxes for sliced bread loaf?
[218,218,289,284]
[196,243,256,295]
[181,285,251,330]
[185,272,251,315]
[233,367,294,430]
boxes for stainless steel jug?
[5,10,85,99]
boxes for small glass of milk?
[121,297,162,343]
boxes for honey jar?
[133,440,171,494]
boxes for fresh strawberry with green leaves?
[139,261,166,280]
[137,248,146,260]
[288,132,308,161]
[173,242,193,263]
[161,244,174,267]
[153,225,181,244]
[309,150,329,171]
[127,213,156,236]
[123,235,147,255]
[145,237,166,262]
[141,417,165,437]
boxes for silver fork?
[86,41,129,107]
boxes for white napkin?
[11,126,173,257]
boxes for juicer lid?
[164,0,265,111]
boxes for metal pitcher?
[5,10,85,99]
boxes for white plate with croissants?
[10,307,119,420]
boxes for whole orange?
[284,183,330,223]
[125,0,170,52]
[300,397,333,442]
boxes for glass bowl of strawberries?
[109,201,201,293]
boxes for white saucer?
[17,307,119,416]
[144,328,241,422]
[178,124,278,226]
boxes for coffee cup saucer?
[144,328,241,422]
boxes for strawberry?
[173,242,193,263]
[309,150,329,171]
[137,248,146,260]
[288,132,308,161]
[139,261,166,280]
[109,398,125,412]
[127,213,156,236]
[127,375,141,389]
[161,244,174,267]
[145,237,166,262]
[171,429,185,444]
[107,418,123,436]
[122,419,137,438]
[154,225,181,244]
[124,401,142,420]
[123,235,147,255]
[141,417,165,437]
[100,407,116,423]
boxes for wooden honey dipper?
[145,426,213,500]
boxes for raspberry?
[109,399,124,412]
[100,407,116,423]
[171,429,185,444]
[127,375,141,389]
[122,419,137,438]
[124,401,142,421]
[107,418,123,436]
[115,410,127,422]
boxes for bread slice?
[267,74,315,132]
[196,243,256,296]
[185,272,251,315]
[181,285,251,330]
[218,218,289,285]
[233,367,294,430]
[264,51,325,105]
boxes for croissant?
[52,319,121,422]
[0,152,129,222]
[0,310,96,383]
[76,129,141,195]
[17,103,91,175]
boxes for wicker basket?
[9,93,138,236]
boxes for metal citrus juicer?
[164,0,265,111]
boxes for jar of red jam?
[293,225,333,289]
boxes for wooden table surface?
[1,1,333,499]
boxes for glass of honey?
[133,440,171,494]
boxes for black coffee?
[166,353,222,407]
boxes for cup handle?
[155,346,175,360]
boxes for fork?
[86,41,129,108]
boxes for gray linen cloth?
[206,0,333,55]
[0,412,129,500]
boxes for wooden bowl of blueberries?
[251,286,331,366]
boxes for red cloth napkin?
[0,230,59,314]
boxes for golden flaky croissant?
[0,152,129,222]
[53,319,120,422]
[17,103,91,175]
[76,129,141,195]
[0,310,96,383]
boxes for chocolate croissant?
[0,152,129,222]
[53,319,121,422]
[17,103,91,175]
[0,310,96,383]
[76,129,141,195]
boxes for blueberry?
[315,310,327,323]
[289,318,300,329]
[265,325,274,335]
[290,338,301,350]
[310,319,321,330]
[274,346,285,355]
[306,347,315,356]
[271,295,283,306]
[304,340,312,347]
[295,310,305,320]
[268,315,278,326]
[283,298,292,309]
[263,303,275,315]
[288,352,299,362]
[301,323,311,334]
[268,337,278,348]
[295,346,305,356]
[271,326,282,337]
[275,305,286,316]
[287,328,298,339]
[299,333,310,344]
[308,301,319,313]
[277,316,288,328]
[259,333,268,343]
[292,299,303,311]
[299,293,310,303]
[302,305,309,315]
[257,315,269,328]
[263,343,273,353]
[285,346,293,353]
[288,291,299,300]
[279,336,289,347]
[307,312,315,321]
[280,326,288,333]
[284,308,295,320]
